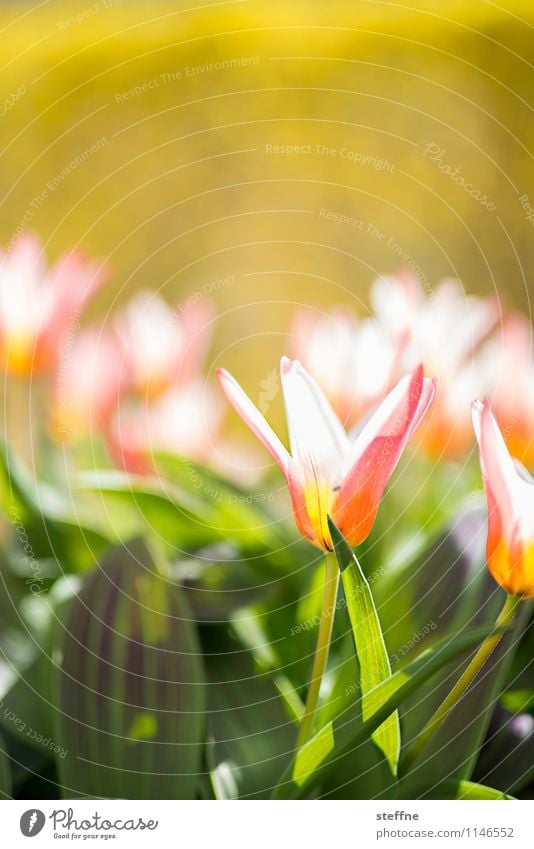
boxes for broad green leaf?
[272,625,506,799]
[203,629,295,799]
[0,580,79,758]
[400,599,529,791]
[500,689,534,715]
[54,539,204,799]
[409,779,515,800]
[375,504,526,788]
[153,452,287,545]
[376,506,490,659]
[0,440,111,571]
[314,637,395,799]
[231,607,304,723]
[329,519,400,776]
[77,469,286,556]
[450,780,514,800]
[0,656,55,758]
[0,731,12,798]
[174,547,285,623]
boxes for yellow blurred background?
[0,0,533,390]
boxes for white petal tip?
[280,355,297,375]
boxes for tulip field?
[0,0,532,809]
[0,235,532,801]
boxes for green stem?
[296,550,340,749]
[402,593,521,774]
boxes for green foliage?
[330,518,400,776]
[0,430,528,800]
[272,625,505,798]
[204,630,295,799]
[411,779,515,801]
[54,539,205,799]
[0,440,113,572]
[0,731,12,799]
[76,465,289,558]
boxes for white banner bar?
[1,799,532,848]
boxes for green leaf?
[0,440,112,571]
[410,779,515,800]
[77,469,285,556]
[374,504,525,788]
[272,625,506,799]
[203,629,295,799]
[400,599,529,791]
[54,539,204,799]
[0,655,55,758]
[500,689,534,715]
[329,518,400,776]
[0,731,12,798]
[153,452,286,545]
[231,607,304,724]
[175,549,282,623]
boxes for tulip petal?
[280,357,351,549]
[333,365,436,545]
[217,367,291,478]
[472,401,518,537]
[280,356,350,479]
[217,366,314,544]
[472,400,534,596]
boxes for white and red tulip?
[115,290,213,398]
[290,306,399,427]
[371,272,499,458]
[0,232,106,376]
[472,400,534,598]
[481,313,534,468]
[218,357,437,551]
[109,379,223,474]
[52,327,124,440]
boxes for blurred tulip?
[371,272,498,458]
[218,358,436,551]
[481,313,534,468]
[290,306,399,426]
[52,327,124,441]
[0,231,106,376]
[115,290,213,398]
[472,400,534,598]
[109,379,223,474]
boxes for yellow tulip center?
[303,480,336,551]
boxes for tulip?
[472,399,534,598]
[218,357,437,552]
[480,313,534,468]
[115,290,213,398]
[109,379,223,474]
[401,398,528,773]
[52,328,124,441]
[290,306,400,426]
[371,272,498,458]
[0,232,106,376]
[220,356,436,749]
